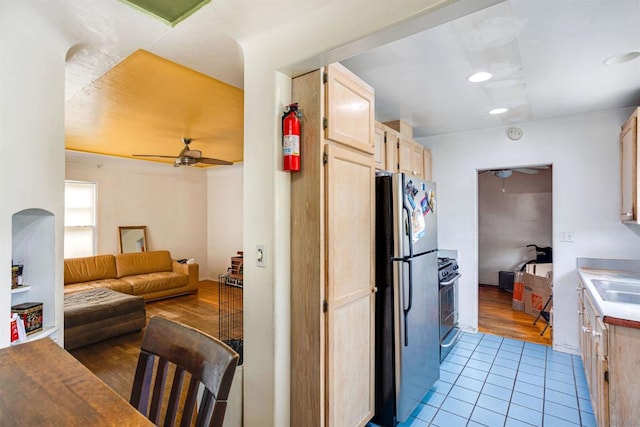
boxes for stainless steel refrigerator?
[373,172,440,426]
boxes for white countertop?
[577,258,640,324]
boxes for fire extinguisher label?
[283,134,300,156]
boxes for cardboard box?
[382,120,413,138]
[523,273,552,318]
[525,262,553,278]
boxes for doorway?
[477,165,553,345]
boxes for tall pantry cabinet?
[291,62,376,427]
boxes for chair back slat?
[149,358,170,423]
[130,352,155,412]
[130,316,239,427]
[164,367,186,426]
[178,376,200,427]
[196,391,215,426]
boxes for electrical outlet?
[559,231,574,242]
[256,244,266,268]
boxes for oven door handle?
[440,272,461,286]
[440,327,462,348]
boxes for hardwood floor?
[478,284,552,346]
[71,281,547,406]
[70,280,242,400]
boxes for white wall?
[207,162,244,279]
[420,107,640,354]
[239,3,505,424]
[478,168,552,285]
[65,152,208,278]
[0,3,69,347]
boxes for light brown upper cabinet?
[423,147,433,181]
[381,120,431,179]
[411,141,425,178]
[325,62,375,154]
[398,137,413,175]
[384,127,399,172]
[621,107,639,222]
[374,122,386,170]
[291,63,375,427]
[399,138,424,178]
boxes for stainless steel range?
[438,257,461,362]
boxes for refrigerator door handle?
[402,258,413,347]
[402,193,414,257]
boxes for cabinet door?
[411,142,424,178]
[374,123,386,170]
[621,110,637,221]
[324,143,375,427]
[423,148,432,181]
[325,63,375,154]
[594,338,609,427]
[398,138,413,175]
[385,130,399,172]
[583,291,608,425]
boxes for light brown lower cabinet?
[578,279,640,426]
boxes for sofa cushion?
[63,279,134,295]
[64,255,117,285]
[121,271,188,295]
[115,250,173,278]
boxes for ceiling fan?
[132,138,233,167]
[480,166,549,178]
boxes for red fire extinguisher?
[282,103,301,172]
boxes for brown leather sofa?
[64,250,199,301]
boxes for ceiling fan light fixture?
[175,157,197,166]
[489,107,509,115]
[467,71,492,83]
[495,169,513,179]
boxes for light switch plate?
[256,244,266,268]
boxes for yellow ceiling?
[65,49,243,167]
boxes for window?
[64,181,96,258]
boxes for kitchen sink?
[592,279,640,304]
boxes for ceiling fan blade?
[514,167,540,174]
[196,157,233,166]
[479,170,494,176]
[132,154,178,159]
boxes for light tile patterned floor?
[398,332,595,427]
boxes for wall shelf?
[11,326,59,346]
[11,286,31,295]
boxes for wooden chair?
[130,316,239,427]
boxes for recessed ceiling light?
[603,51,640,65]
[489,107,509,115]
[468,71,492,83]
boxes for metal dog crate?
[218,272,243,365]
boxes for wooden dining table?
[0,338,152,426]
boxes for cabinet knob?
[582,326,590,333]
[592,330,602,338]
[372,287,378,293]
